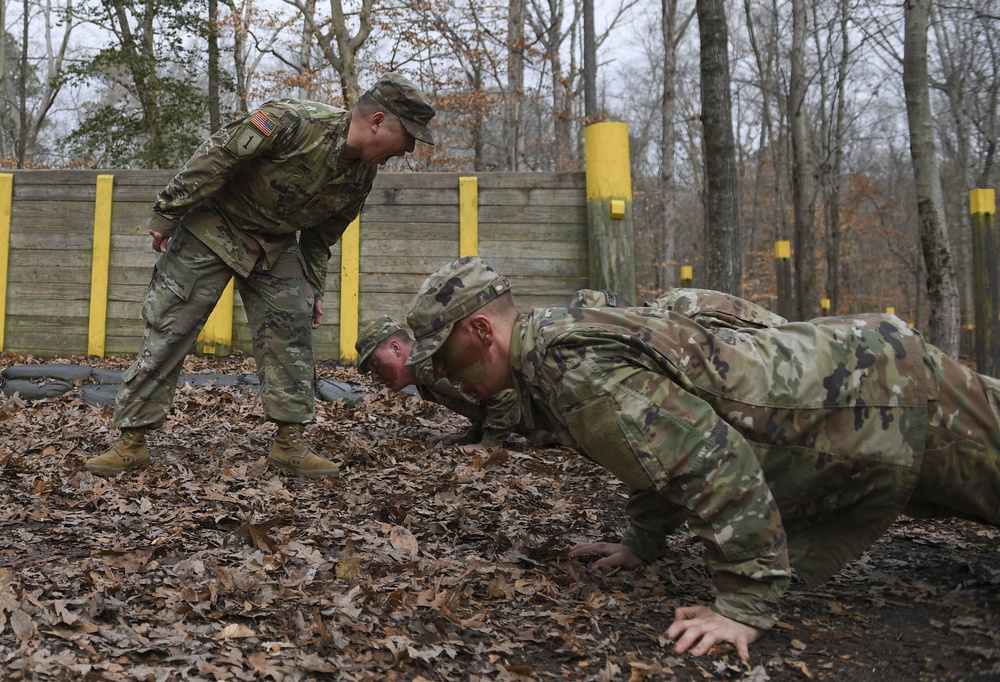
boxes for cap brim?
[355,352,373,374]
[401,118,435,145]
[405,322,454,366]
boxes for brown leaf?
[388,525,419,559]
[10,609,36,642]
[216,623,256,640]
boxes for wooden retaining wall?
[0,170,589,360]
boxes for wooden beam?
[0,174,14,352]
[88,174,115,357]
[338,215,361,362]
[459,176,479,257]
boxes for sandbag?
[2,364,93,382]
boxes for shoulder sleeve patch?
[250,110,277,136]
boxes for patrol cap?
[405,256,511,367]
[366,73,436,145]
[355,315,405,374]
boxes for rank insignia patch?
[251,110,276,136]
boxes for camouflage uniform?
[571,287,787,330]
[355,316,522,447]
[114,75,435,430]
[406,257,1000,631]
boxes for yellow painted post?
[195,278,235,356]
[820,297,831,316]
[459,176,479,257]
[87,175,114,357]
[0,174,11,352]
[970,188,998,376]
[338,215,361,362]
[680,265,693,287]
[585,121,636,302]
[775,240,792,320]
[885,306,895,315]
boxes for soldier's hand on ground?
[569,542,644,572]
[666,605,761,663]
[431,422,484,447]
[312,299,323,329]
[149,228,170,253]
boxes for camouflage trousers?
[113,227,316,429]
[907,346,1000,524]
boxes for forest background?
[0,0,997,359]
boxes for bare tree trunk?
[17,0,28,167]
[282,0,373,106]
[551,51,573,171]
[583,0,596,120]
[658,0,680,291]
[903,0,960,354]
[697,0,742,294]
[208,0,221,131]
[506,0,525,171]
[790,0,816,319]
[298,0,316,99]
[23,0,75,163]
[826,0,850,313]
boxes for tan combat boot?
[267,423,340,478]
[85,428,151,477]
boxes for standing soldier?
[85,74,436,478]
[403,256,1000,660]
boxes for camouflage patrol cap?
[405,256,511,367]
[366,73,436,145]
[355,315,405,374]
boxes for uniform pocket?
[158,252,196,302]
[565,396,655,490]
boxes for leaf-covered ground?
[0,352,998,681]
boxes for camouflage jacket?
[570,287,787,330]
[149,99,377,299]
[509,306,929,628]
[413,360,522,448]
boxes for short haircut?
[355,92,400,126]
[476,291,517,319]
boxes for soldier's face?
[431,321,500,399]
[368,341,416,391]
[365,115,417,166]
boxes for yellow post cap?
[610,199,626,220]
[775,240,791,259]
[970,188,995,215]
[680,265,693,280]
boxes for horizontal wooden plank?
[373,172,584,190]
[8,249,94,270]
[3,336,88,357]
[10,233,95,250]
[6,280,93,298]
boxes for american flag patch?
[250,110,276,136]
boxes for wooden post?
[459,176,479,257]
[585,122,636,303]
[820,297,830,316]
[680,265,693,287]
[775,240,793,320]
[195,278,234,356]
[971,188,998,377]
[0,174,11,352]
[87,175,114,358]
[338,215,361,362]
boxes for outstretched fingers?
[666,605,760,663]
